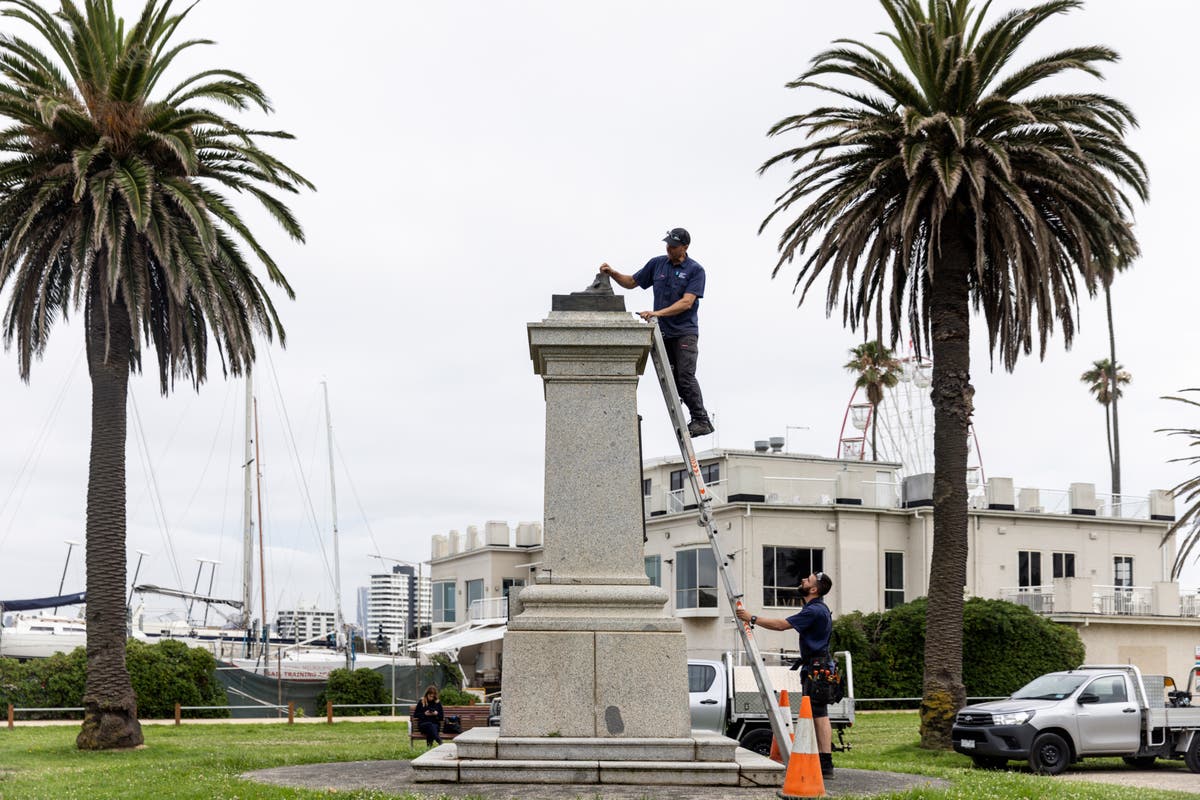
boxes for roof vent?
[769,436,785,453]
[754,440,769,453]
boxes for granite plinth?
[500,629,690,738]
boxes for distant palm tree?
[759,0,1146,747]
[1103,285,1123,501]
[1080,358,1131,499]
[1159,390,1200,580]
[844,341,902,460]
[0,0,311,749]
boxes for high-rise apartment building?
[367,565,431,653]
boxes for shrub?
[437,686,481,706]
[831,597,1085,704]
[318,668,389,715]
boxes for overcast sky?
[1,0,1197,625]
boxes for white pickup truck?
[952,664,1200,774]
[688,651,855,755]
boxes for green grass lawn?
[0,713,1195,799]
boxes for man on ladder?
[601,227,714,437]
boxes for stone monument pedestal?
[411,302,783,786]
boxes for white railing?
[763,476,837,507]
[1000,587,1055,614]
[1181,595,1200,618]
[468,596,508,622]
[1093,493,1150,520]
[1092,586,1151,616]
[862,479,902,508]
[1012,487,1155,520]
[666,479,726,514]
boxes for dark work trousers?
[663,334,709,423]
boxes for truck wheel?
[971,755,1008,770]
[1186,734,1200,774]
[1121,756,1156,769]
[740,728,774,758]
[1028,732,1070,775]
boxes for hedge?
[830,596,1086,702]
[0,639,229,719]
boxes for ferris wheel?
[837,354,986,490]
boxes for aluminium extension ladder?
[646,320,795,760]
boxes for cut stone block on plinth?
[410,305,779,786]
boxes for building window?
[1113,556,1133,588]
[642,478,652,497]
[762,546,823,607]
[645,555,662,587]
[1018,551,1042,589]
[433,581,455,624]
[501,578,525,597]
[670,463,719,492]
[466,578,484,607]
[676,548,718,609]
[884,552,904,609]
[1052,552,1075,579]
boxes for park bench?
[408,704,492,743]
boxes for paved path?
[245,760,950,798]
[1061,766,1200,794]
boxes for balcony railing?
[763,476,837,507]
[665,479,726,514]
[1181,595,1200,618]
[1092,586,1151,616]
[1000,587,1055,613]
[468,596,508,622]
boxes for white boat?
[0,612,87,660]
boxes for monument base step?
[454,726,737,762]
[411,735,785,787]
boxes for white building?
[428,443,1200,684]
[274,605,336,643]
[367,565,432,654]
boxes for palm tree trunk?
[1103,402,1113,488]
[1105,286,1121,505]
[76,279,143,751]
[871,399,879,461]
[919,229,972,749]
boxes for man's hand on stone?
[639,310,656,321]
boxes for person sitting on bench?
[412,685,444,747]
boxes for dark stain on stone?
[604,705,625,734]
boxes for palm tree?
[0,0,311,749]
[844,341,902,460]
[1159,390,1200,580]
[1080,357,1131,499]
[759,0,1145,747]
[1103,285,1123,501]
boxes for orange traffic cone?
[768,689,793,764]
[778,695,825,798]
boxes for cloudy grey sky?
[1,0,1197,623]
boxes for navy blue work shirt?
[785,596,832,658]
[632,255,705,338]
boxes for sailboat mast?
[254,397,269,660]
[322,381,348,668]
[242,371,254,632]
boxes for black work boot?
[687,418,714,437]
[819,752,834,779]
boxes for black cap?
[663,228,691,247]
